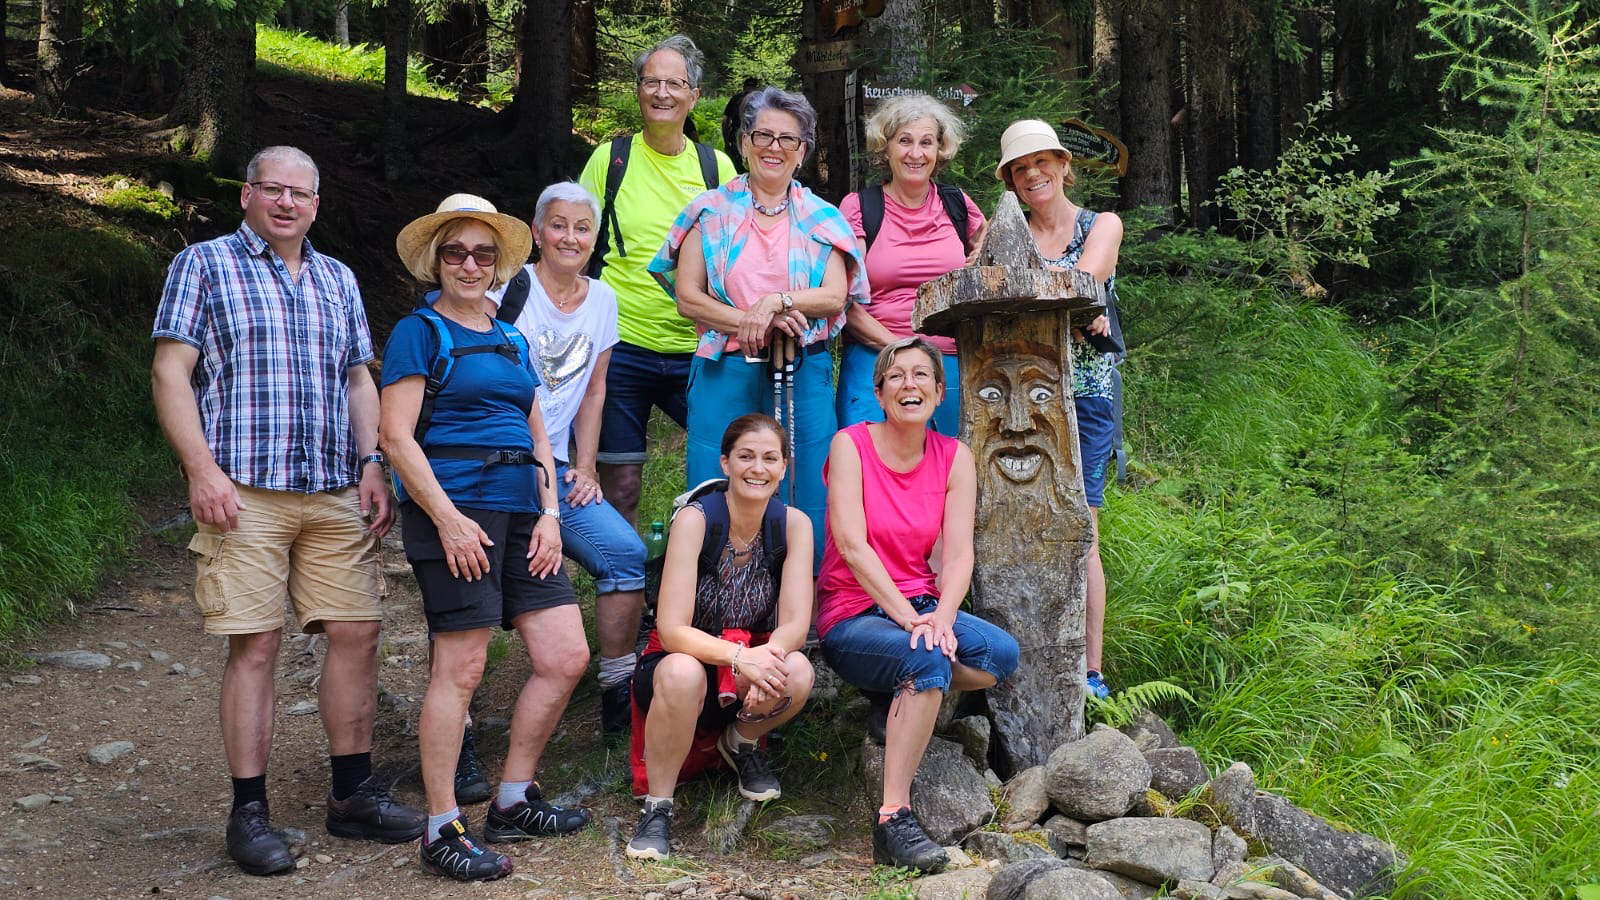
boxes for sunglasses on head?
[438,244,499,267]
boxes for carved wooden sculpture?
[914,192,1107,772]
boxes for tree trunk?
[1331,0,1368,112]
[1089,0,1121,135]
[1118,0,1175,218]
[383,0,410,182]
[959,0,994,43]
[169,16,254,176]
[571,0,597,105]
[1,0,11,88]
[421,2,488,101]
[1029,0,1090,80]
[799,0,853,203]
[876,0,927,83]
[1277,6,1321,132]
[1237,32,1277,172]
[1183,0,1235,229]
[508,0,574,187]
[335,0,350,45]
[35,0,82,113]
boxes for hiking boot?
[1086,670,1111,700]
[483,782,591,841]
[225,801,295,876]
[864,690,891,745]
[419,816,514,882]
[625,800,672,861]
[716,729,780,801]
[455,727,491,805]
[325,775,426,843]
[872,807,948,873]
[601,681,632,744]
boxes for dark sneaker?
[419,816,514,882]
[455,727,491,805]
[716,730,780,801]
[483,782,591,841]
[325,775,426,843]
[226,801,295,876]
[601,681,632,743]
[872,807,948,873]
[1086,670,1111,700]
[625,800,672,861]
[864,691,891,745]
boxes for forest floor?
[0,76,884,899]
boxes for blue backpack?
[408,301,532,448]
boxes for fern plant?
[1086,679,1196,729]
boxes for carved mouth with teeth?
[991,449,1044,483]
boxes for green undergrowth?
[1101,249,1600,896]
[0,201,174,639]
[255,25,457,101]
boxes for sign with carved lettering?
[791,39,859,74]
[1057,119,1128,175]
[862,83,979,115]
[819,0,885,34]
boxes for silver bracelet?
[730,644,743,676]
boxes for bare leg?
[319,620,379,755]
[881,687,942,811]
[732,651,814,742]
[419,629,489,814]
[596,589,645,659]
[221,630,282,777]
[1085,507,1105,673]
[597,463,643,527]
[643,654,707,798]
[502,604,590,782]
[949,661,997,692]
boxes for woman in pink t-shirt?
[816,337,1019,873]
[836,95,987,436]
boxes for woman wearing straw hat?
[380,194,591,882]
[995,120,1126,701]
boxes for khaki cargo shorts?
[186,483,381,635]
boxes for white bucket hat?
[395,193,531,287]
[994,119,1072,183]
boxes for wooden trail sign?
[914,192,1107,771]
[1058,119,1129,176]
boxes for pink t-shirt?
[838,187,985,356]
[816,422,960,638]
[719,215,790,356]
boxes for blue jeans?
[597,341,692,465]
[820,594,1019,695]
[685,348,835,561]
[835,342,961,437]
[555,462,646,594]
[1075,395,1114,507]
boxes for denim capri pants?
[820,594,1020,696]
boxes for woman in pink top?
[836,95,987,435]
[816,337,1019,873]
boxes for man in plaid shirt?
[151,146,423,876]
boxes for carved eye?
[1029,385,1053,403]
[977,386,1001,402]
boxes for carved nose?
[1002,392,1032,433]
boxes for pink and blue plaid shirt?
[647,174,869,360]
[152,223,374,494]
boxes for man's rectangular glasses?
[249,182,316,205]
[638,76,691,93]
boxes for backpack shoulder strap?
[412,307,454,445]
[496,267,532,325]
[694,141,719,190]
[490,318,530,367]
[761,495,788,586]
[860,182,885,253]
[695,489,732,578]
[588,135,633,278]
[936,183,972,256]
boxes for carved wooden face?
[968,339,1077,511]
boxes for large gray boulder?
[1022,868,1123,900]
[1202,762,1257,834]
[987,858,1077,900]
[1119,710,1180,751]
[1212,825,1247,872]
[1084,817,1213,885]
[916,867,994,900]
[966,830,1054,864]
[1041,813,1089,852]
[1001,766,1051,831]
[1251,792,1400,898]
[861,736,994,845]
[1044,727,1151,821]
[1144,746,1209,800]
[950,715,992,767]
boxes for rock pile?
[876,712,1403,900]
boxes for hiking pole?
[782,335,797,506]
[770,335,785,435]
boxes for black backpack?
[859,181,973,256]
[643,478,788,611]
[589,135,722,279]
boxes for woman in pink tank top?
[815,337,1020,873]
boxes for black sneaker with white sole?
[483,782,591,841]
[872,807,948,873]
[601,681,632,744]
[716,730,781,801]
[419,817,513,882]
[625,800,672,861]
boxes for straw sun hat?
[395,193,531,287]
[994,119,1072,185]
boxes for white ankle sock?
[426,807,460,843]
[496,779,531,809]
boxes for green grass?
[254,25,458,101]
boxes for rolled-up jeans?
[554,461,646,595]
[820,594,1020,696]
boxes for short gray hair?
[864,94,966,174]
[740,87,818,147]
[246,146,319,192]
[533,181,601,228]
[634,34,705,89]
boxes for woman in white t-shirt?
[502,182,649,742]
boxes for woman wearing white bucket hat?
[379,193,592,882]
[995,119,1125,702]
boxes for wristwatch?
[359,452,386,471]
[779,292,795,311]
[541,506,561,521]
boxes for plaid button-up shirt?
[152,223,375,494]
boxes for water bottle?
[645,520,668,561]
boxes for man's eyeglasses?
[438,244,499,267]
[249,182,316,205]
[747,130,803,151]
[638,76,692,93]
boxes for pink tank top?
[816,422,958,638]
[721,215,789,356]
